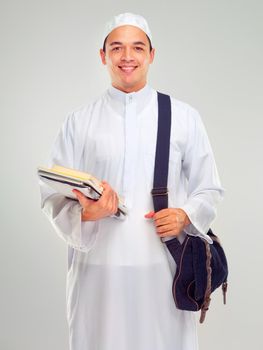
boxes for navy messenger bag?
[151,92,228,323]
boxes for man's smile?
[118,65,138,73]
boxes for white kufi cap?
[103,12,152,44]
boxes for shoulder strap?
[151,92,171,212]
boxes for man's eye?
[135,47,143,51]
[112,47,121,51]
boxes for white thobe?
[40,84,224,350]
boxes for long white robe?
[40,85,224,350]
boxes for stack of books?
[38,165,127,216]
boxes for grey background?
[0,0,262,349]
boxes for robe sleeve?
[180,108,224,243]
[39,113,99,253]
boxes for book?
[38,165,127,216]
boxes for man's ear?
[100,49,107,65]
[149,48,155,64]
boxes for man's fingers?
[105,190,117,214]
[153,209,172,220]
[74,181,120,221]
[145,211,155,219]
[94,183,118,215]
[74,181,120,217]
[72,189,92,206]
[156,223,175,234]
[72,189,86,200]
[154,216,173,226]
[100,182,114,200]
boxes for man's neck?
[111,82,147,93]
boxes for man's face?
[100,25,155,93]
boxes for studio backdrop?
[0,0,262,349]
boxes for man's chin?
[116,80,145,93]
[111,76,146,92]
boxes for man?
[40,13,224,350]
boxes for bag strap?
[152,93,228,321]
[151,92,171,212]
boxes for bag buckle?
[151,187,168,197]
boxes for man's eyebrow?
[109,41,147,46]
[133,41,146,46]
[109,41,123,46]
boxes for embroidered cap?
[103,12,152,44]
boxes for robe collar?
[106,84,154,115]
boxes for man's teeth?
[120,67,136,71]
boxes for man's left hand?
[145,208,191,238]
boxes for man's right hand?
[72,181,119,221]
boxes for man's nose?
[121,47,134,61]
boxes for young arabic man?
[40,13,223,350]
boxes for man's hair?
[102,34,153,53]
